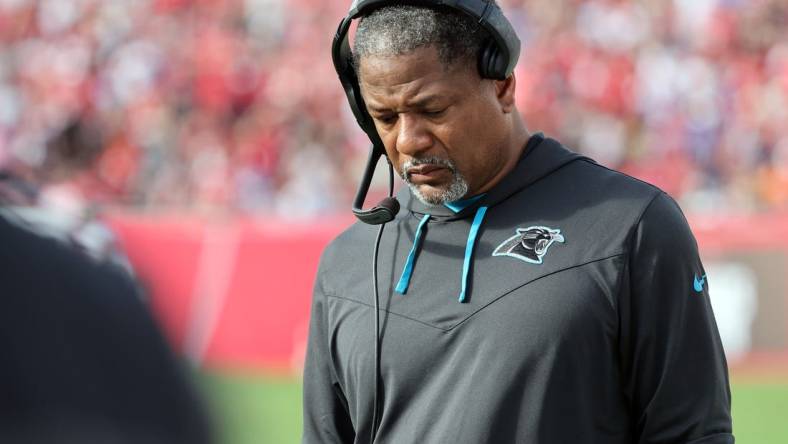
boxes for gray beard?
[401,156,469,206]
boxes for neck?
[475,112,531,195]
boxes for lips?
[407,165,443,176]
[406,164,450,184]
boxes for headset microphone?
[352,148,400,225]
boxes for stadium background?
[1,0,787,442]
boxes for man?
[303,3,733,443]
[0,211,214,443]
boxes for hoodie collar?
[402,133,590,220]
[444,194,486,213]
[392,134,591,303]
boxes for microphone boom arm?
[352,146,400,225]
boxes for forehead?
[357,46,479,107]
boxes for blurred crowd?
[512,0,788,213]
[0,0,786,217]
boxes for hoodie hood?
[392,133,591,303]
[402,133,590,221]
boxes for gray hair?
[353,4,493,72]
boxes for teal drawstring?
[444,194,485,213]
[395,214,431,294]
[395,201,488,302]
[458,206,488,303]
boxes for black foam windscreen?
[353,197,400,225]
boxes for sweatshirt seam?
[623,191,664,264]
[325,293,453,332]
[585,160,665,196]
[325,252,626,332]
[447,252,626,331]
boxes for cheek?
[382,147,405,176]
[440,118,491,169]
[447,120,505,183]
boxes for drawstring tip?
[394,214,431,297]
[457,205,488,305]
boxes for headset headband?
[348,0,520,75]
[332,0,520,224]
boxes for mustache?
[401,156,457,179]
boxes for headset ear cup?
[478,38,503,80]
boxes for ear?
[494,73,516,113]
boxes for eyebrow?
[367,94,447,114]
[408,94,445,108]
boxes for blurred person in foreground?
[302,2,733,443]
[0,118,129,266]
[0,153,214,442]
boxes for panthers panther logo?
[492,226,565,264]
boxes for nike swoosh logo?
[693,274,707,293]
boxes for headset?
[331,1,520,441]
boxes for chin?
[411,182,468,206]
[405,184,440,206]
[405,171,470,206]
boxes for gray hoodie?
[302,134,733,444]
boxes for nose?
[395,114,432,157]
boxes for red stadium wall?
[108,214,352,372]
[107,212,788,373]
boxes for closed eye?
[373,113,397,126]
[423,108,447,117]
